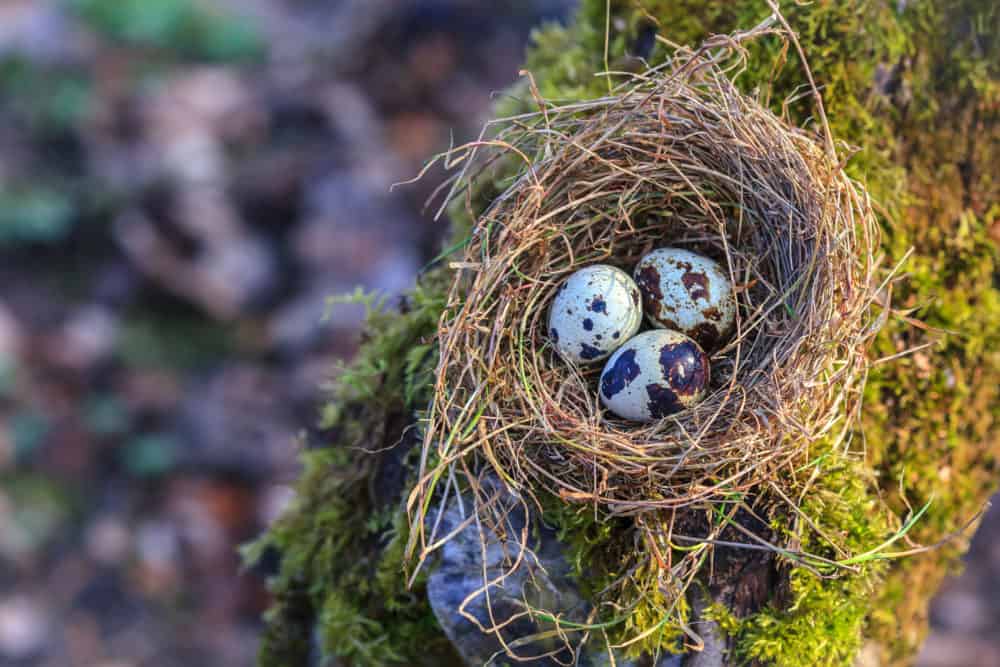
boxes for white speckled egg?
[634,248,736,350]
[599,330,710,422]
[547,265,642,363]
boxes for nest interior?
[415,55,881,522]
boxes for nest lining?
[412,54,881,522]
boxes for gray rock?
[684,589,727,667]
[427,481,604,666]
[427,479,686,667]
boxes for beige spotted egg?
[548,265,642,363]
[634,248,736,350]
[599,329,710,422]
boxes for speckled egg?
[633,248,736,350]
[599,330,710,422]
[548,265,642,363]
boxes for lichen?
[252,1,1000,665]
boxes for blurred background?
[0,2,995,666]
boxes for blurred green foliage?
[0,57,82,247]
[119,312,236,370]
[70,0,265,63]
[0,356,16,397]
[121,433,178,477]
[0,186,75,245]
[0,0,265,247]
[0,57,93,133]
[0,1,265,247]
[84,395,132,437]
[9,412,52,461]
[0,475,72,560]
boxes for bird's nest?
[405,24,886,659]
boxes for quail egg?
[634,247,736,350]
[599,330,710,422]
[548,265,642,363]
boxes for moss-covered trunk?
[248,2,1000,666]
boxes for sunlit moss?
[246,274,456,667]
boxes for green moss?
[733,568,871,667]
[723,461,891,667]
[527,0,908,207]
[540,450,894,665]
[247,274,457,667]
[540,497,691,658]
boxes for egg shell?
[634,247,736,350]
[599,329,710,422]
[547,265,642,364]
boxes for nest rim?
[413,57,882,521]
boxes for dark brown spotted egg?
[634,248,736,350]
[548,265,642,363]
[598,330,709,422]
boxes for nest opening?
[416,56,880,517]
